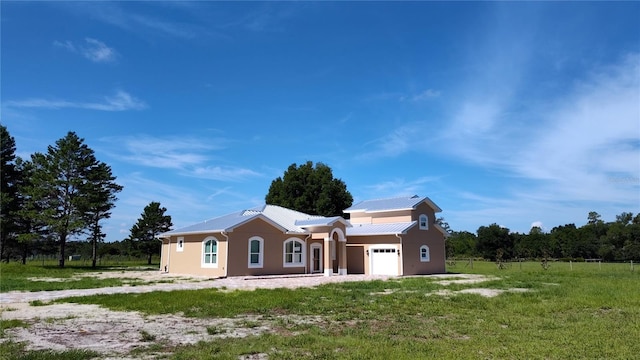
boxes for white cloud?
[400,89,441,102]
[361,176,442,199]
[82,38,117,62]
[54,38,117,63]
[104,135,221,170]
[4,91,146,111]
[192,166,262,181]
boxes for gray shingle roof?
[346,221,416,236]
[344,195,442,213]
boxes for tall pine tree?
[129,201,172,265]
[83,162,123,268]
[22,132,121,267]
[0,125,19,261]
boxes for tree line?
[441,211,640,262]
[0,126,172,267]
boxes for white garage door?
[370,247,399,275]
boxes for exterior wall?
[162,233,228,277]
[348,235,401,275]
[349,210,412,224]
[226,218,308,276]
[401,202,446,275]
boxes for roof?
[346,221,416,236]
[344,195,442,214]
[161,205,347,237]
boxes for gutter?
[303,233,311,274]
[221,231,230,277]
[157,237,168,272]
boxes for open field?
[1,261,639,359]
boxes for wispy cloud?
[192,166,262,181]
[104,135,221,169]
[399,89,441,102]
[103,135,262,181]
[361,176,443,200]
[4,90,147,111]
[54,38,118,63]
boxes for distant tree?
[436,217,452,234]
[265,161,353,217]
[550,224,581,259]
[129,201,172,265]
[21,132,116,267]
[83,162,123,268]
[0,125,19,261]
[476,224,513,261]
[587,211,602,225]
[446,231,477,258]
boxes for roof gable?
[344,195,442,214]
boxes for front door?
[311,244,323,273]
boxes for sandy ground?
[1,272,518,358]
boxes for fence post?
[570,260,572,270]
[599,260,601,271]
[632,260,634,272]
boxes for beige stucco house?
[159,195,448,277]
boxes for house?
[158,195,448,277]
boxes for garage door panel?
[371,247,398,275]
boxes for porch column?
[323,237,332,276]
[338,240,347,275]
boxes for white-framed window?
[202,236,218,268]
[248,236,264,268]
[283,238,305,267]
[420,245,430,262]
[419,214,429,230]
[177,237,184,252]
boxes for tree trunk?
[59,233,66,268]
[147,252,152,265]
[92,237,97,269]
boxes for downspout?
[395,233,403,276]
[304,233,311,274]
[158,237,168,273]
[221,231,230,278]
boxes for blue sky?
[2,2,639,241]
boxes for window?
[177,237,184,252]
[419,214,429,230]
[202,237,218,268]
[248,236,264,268]
[420,245,430,262]
[283,238,305,267]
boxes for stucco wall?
[401,202,446,275]
[161,233,228,277]
[226,218,308,276]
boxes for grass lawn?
[0,261,159,292]
[1,261,638,359]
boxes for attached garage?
[369,246,399,275]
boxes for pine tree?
[0,125,19,261]
[83,163,123,268]
[130,201,172,265]
[22,132,120,267]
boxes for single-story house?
[159,195,448,277]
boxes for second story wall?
[349,210,413,224]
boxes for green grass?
[0,342,100,360]
[0,319,28,338]
[0,261,159,292]
[51,261,639,359]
